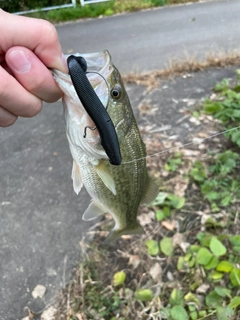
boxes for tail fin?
[103,223,144,244]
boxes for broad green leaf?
[190,167,206,182]
[221,195,232,206]
[232,245,240,253]
[190,311,197,320]
[159,308,170,318]
[229,235,240,247]
[203,100,224,114]
[214,286,231,298]
[198,310,207,317]
[134,289,153,302]
[209,271,223,281]
[205,191,219,201]
[167,194,185,209]
[160,237,174,256]
[214,79,229,92]
[230,268,240,287]
[170,288,184,306]
[189,244,201,253]
[229,296,240,309]
[170,305,189,320]
[184,292,201,306]
[151,192,168,206]
[196,233,212,247]
[145,239,159,256]
[209,236,227,257]
[156,206,170,221]
[216,260,234,273]
[188,305,196,312]
[155,210,165,221]
[196,247,213,265]
[205,291,223,308]
[113,271,126,286]
[204,256,219,270]
[216,306,234,320]
[177,256,189,272]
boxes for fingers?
[0,65,42,121]
[0,106,17,127]
[0,10,67,127]
[6,47,63,103]
[0,9,67,72]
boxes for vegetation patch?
[123,52,240,90]
[9,0,206,23]
[50,70,240,320]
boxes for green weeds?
[55,71,240,320]
[25,0,201,23]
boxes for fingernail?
[8,50,31,73]
[61,53,68,71]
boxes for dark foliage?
[0,0,71,12]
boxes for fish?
[52,50,159,243]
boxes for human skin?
[0,9,68,127]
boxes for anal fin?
[83,200,106,221]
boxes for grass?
[50,70,240,320]
[25,0,204,23]
[122,50,240,90]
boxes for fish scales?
[53,50,159,243]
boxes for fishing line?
[121,125,240,165]
[83,70,111,138]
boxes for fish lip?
[67,54,122,166]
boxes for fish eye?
[111,84,122,100]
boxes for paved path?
[57,0,240,74]
[0,1,239,319]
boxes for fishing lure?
[67,55,122,166]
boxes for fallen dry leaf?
[172,233,185,248]
[75,313,87,320]
[32,284,46,299]
[128,255,141,269]
[41,306,57,320]
[196,284,210,294]
[149,263,162,282]
[138,210,155,226]
[161,220,176,231]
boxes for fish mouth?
[67,52,121,165]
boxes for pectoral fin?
[95,161,116,195]
[141,177,159,204]
[71,160,83,195]
[83,200,106,221]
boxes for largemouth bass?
[53,50,158,243]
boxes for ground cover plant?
[16,0,202,23]
[51,69,240,320]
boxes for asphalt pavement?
[56,0,240,74]
[0,1,240,319]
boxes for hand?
[0,9,67,127]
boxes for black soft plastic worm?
[67,55,121,166]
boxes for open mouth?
[67,52,121,166]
